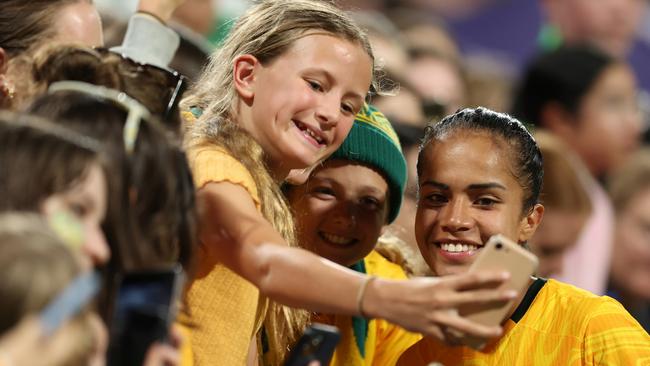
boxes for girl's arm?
[198,181,514,340]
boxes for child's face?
[415,132,540,277]
[41,163,109,270]
[242,33,372,176]
[570,63,641,176]
[287,159,389,266]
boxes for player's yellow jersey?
[398,278,650,366]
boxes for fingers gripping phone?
[107,265,185,366]
[457,234,538,349]
[284,323,341,366]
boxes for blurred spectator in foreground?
[608,148,650,332]
[0,213,107,366]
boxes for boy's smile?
[288,160,389,267]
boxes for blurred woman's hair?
[27,89,196,274]
[29,45,185,135]
[512,45,615,126]
[609,148,650,212]
[0,111,102,212]
[535,130,592,216]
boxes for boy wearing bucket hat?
[285,103,422,365]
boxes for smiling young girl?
[181,1,515,364]
[398,107,650,365]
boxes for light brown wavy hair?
[182,0,379,363]
[0,213,97,366]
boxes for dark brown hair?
[31,45,184,135]
[0,111,102,212]
[27,91,197,274]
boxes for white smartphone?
[457,234,538,349]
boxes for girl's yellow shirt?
[180,138,265,366]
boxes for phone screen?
[284,323,341,366]
[107,265,185,366]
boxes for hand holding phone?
[284,323,341,366]
[455,234,538,349]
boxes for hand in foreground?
[137,0,186,22]
[363,270,517,344]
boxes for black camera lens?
[495,243,503,250]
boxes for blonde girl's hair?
[183,1,380,363]
[375,229,432,277]
[0,213,96,365]
[181,0,378,125]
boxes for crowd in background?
[0,0,649,365]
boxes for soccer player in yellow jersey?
[398,107,650,365]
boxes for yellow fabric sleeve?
[582,297,650,364]
[182,143,262,365]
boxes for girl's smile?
[236,33,373,178]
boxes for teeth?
[297,122,324,144]
[440,243,478,253]
[321,232,354,245]
[307,129,323,143]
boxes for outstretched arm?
[199,181,515,341]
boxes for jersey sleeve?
[582,297,650,365]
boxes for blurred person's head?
[386,8,460,62]
[0,212,105,365]
[350,10,409,81]
[608,148,650,302]
[0,0,103,108]
[513,45,642,177]
[27,83,196,275]
[415,107,544,276]
[406,48,467,119]
[0,112,109,269]
[24,45,186,136]
[286,104,407,266]
[541,0,645,57]
[464,54,517,113]
[373,83,426,196]
[529,131,592,278]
